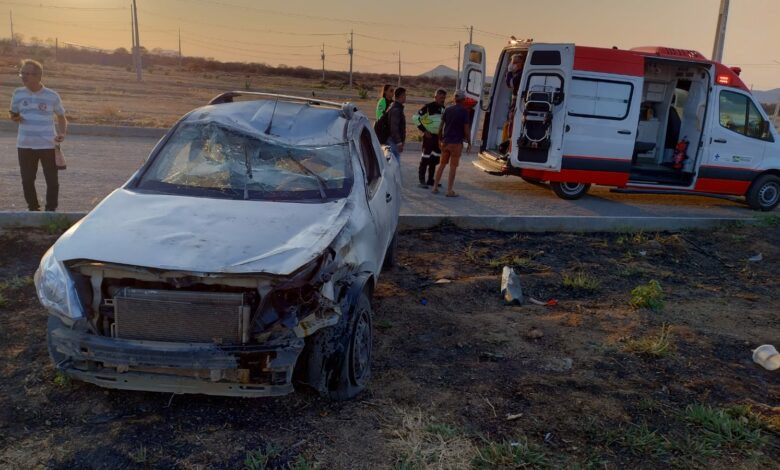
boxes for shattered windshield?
[136,122,352,201]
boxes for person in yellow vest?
[411,88,446,187]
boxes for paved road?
[0,132,757,217]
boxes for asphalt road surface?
[0,132,757,218]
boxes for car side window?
[719,91,773,141]
[359,127,382,197]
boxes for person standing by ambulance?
[375,84,394,120]
[412,88,446,187]
[10,59,67,212]
[386,87,406,162]
[432,90,470,197]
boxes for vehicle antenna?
[265,97,279,135]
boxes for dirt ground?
[0,223,779,469]
[0,58,437,136]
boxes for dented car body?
[36,93,400,399]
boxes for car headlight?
[34,247,83,320]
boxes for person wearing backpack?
[412,88,446,187]
[386,87,406,162]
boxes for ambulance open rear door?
[510,43,574,172]
[460,43,486,146]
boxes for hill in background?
[420,64,458,79]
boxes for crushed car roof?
[183,99,350,146]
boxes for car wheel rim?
[351,308,371,387]
[561,182,584,195]
[758,182,779,207]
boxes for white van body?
[468,41,780,211]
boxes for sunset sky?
[4,0,779,90]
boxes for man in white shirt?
[9,59,67,211]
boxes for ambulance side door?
[460,43,486,145]
[510,44,574,171]
[561,73,642,184]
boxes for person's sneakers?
[418,183,429,188]
[427,181,442,187]
[28,208,40,212]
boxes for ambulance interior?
[629,59,711,187]
[481,48,528,157]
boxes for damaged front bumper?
[49,322,305,397]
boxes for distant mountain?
[752,88,780,104]
[420,65,458,79]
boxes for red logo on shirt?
[38,103,47,111]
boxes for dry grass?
[624,323,674,357]
[387,408,476,470]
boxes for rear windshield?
[136,122,352,201]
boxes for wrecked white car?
[35,92,401,399]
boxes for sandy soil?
[0,58,438,136]
[0,224,778,469]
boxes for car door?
[698,89,770,191]
[460,43,486,145]
[510,43,574,171]
[358,126,397,257]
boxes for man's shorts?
[440,143,463,167]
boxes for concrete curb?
[0,211,755,232]
[398,215,755,232]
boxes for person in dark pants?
[386,87,406,162]
[10,59,67,211]
[412,88,446,187]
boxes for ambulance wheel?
[746,174,780,211]
[551,182,591,200]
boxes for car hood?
[54,189,352,276]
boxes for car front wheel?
[301,287,373,400]
[551,182,591,200]
[746,174,780,211]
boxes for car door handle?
[618,130,632,135]
[714,138,727,143]
[386,193,392,203]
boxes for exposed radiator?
[113,288,251,344]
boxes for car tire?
[746,174,780,211]
[382,231,398,270]
[301,287,372,400]
[46,315,69,366]
[551,182,591,200]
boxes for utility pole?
[130,5,135,68]
[54,38,58,60]
[397,51,401,87]
[320,43,325,82]
[178,27,182,66]
[456,40,461,90]
[469,25,473,44]
[9,10,14,47]
[348,30,353,88]
[711,0,730,62]
[132,0,142,82]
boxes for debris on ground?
[526,327,544,340]
[753,344,780,371]
[501,266,524,305]
[748,253,763,262]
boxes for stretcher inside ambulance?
[467,41,780,211]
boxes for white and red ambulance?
[464,40,780,211]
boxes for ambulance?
[464,40,780,211]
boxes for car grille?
[113,288,251,344]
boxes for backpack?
[374,109,391,144]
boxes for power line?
[0,1,126,10]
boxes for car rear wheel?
[746,174,780,211]
[551,182,591,200]
[301,287,372,400]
